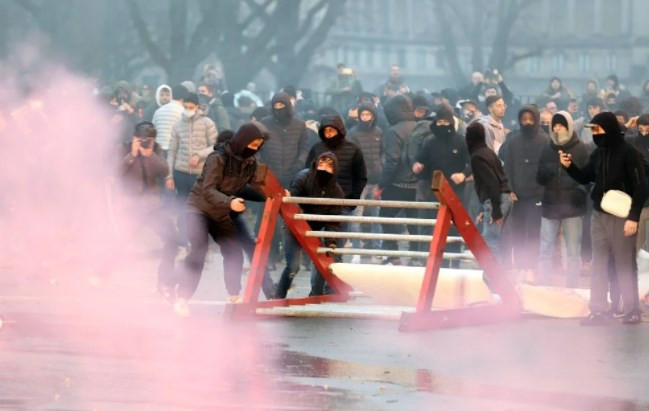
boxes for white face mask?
[184,109,196,118]
[556,129,570,145]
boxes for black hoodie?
[415,105,471,191]
[347,103,384,184]
[260,92,309,187]
[187,122,265,225]
[379,95,417,188]
[290,151,345,232]
[501,106,548,199]
[466,122,511,220]
[565,111,648,221]
[305,115,367,200]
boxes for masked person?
[561,112,648,325]
[626,114,649,251]
[120,122,180,300]
[501,106,548,278]
[466,122,514,262]
[536,112,589,287]
[174,123,274,316]
[276,153,345,298]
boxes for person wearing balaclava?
[174,122,275,316]
[561,111,648,325]
[346,103,384,258]
[412,104,471,262]
[276,152,345,298]
[466,121,513,263]
[259,91,310,268]
[625,114,649,252]
[536,111,589,288]
[499,106,548,279]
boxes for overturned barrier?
[225,166,522,332]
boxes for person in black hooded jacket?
[536,111,589,287]
[174,122,275,316]
[561,111,648,325]
[276,152,345,298]
[375,95,418,265]
[466,122,513,262]
[501,105,548,275]
[305,115,367,202]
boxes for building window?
[527,56,540,73]
[416,49,426,70]
[365,45,374,68]
[435,50,446,69]
[382,47,390,69]
[578,53,590,73]
[553,54,564,73]
[397,48,407,68]
[606,54,618,72]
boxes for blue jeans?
[481,194,513,263]
[538,216,582,287]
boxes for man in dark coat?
[561,111,648,325]
[536,111,589,287]
[501,105,548,275]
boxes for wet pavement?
[1,253,649,410]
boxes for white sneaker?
[351,255,361,264]
[173,298,190,317]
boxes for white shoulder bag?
[601,190,632,219]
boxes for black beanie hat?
[551,113,568,130]
[171,85,188,101]
[184,92,199,105]
[465,121,487,155]
[134,121,156,138]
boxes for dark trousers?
[147,207,180,288]
[177,212,274,299]
[173,170,199,244]
[590,211,639,315]
[509,197,542,270]
[379,185,418,252]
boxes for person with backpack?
[374,95,418,265]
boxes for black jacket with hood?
[466,122,511,220]
[187,123,265,227]
[501,105,548,200]
[260,92,310,187]
[305,115,367,201]
[415,105,471,192]
[347,103,383,184]
[290,152,345,233]
[565,111,648,222]
[537,111,590,219]
[379,95,418,189]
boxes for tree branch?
[294,0,328,40]
[240,0,274,30]
[504,46,543,69]
[125,0,170,69]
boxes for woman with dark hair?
[542,77,573,110]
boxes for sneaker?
[227,295,243,304]
[156,286,174,305]
[382,257,402,266]
[350,255,361,264]
[579,312,612,326]
[605,308,625,319]
[622,312,642,325]
[173,298,190,317]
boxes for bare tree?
[432,0,542,87]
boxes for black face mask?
[432,125,454,138]
[520,124,535,135]
[593,133,610,148]
[324,135,344,148]
[316,169,333,186]
[273,108,291,122]
[240,147,258,158]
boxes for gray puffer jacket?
[167,112,218,177]
[348,103,383,184]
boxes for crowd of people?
[96,62,649,324]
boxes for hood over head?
[310,151,339,188]
[430,104,456,138]
[465,121,487,155]
[271,92,294,122]
[357,102,377,128]
[550,111,574,146]
[318,115,347,147]
[311,151,339,175]
[383,94,414,126]
[589,111,624,147]
[229,122,268,157]
[518,105,541,136]
[155,84,171,107]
